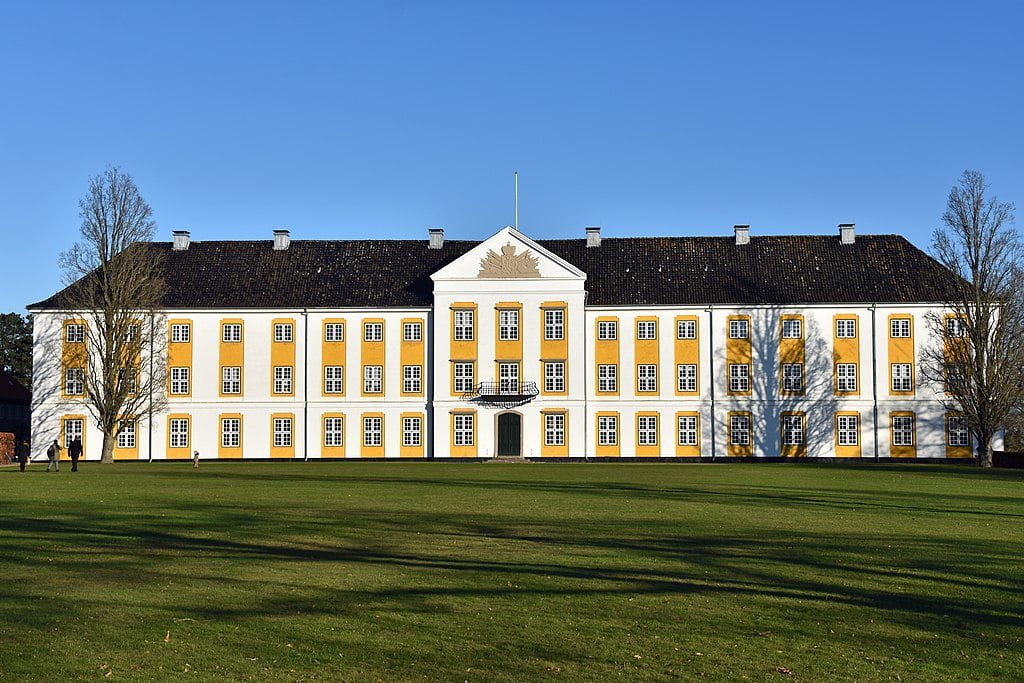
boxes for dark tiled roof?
[30,234,957,309]
[0,370,31,404]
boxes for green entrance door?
[497,413,522,457]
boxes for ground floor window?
[947,416,970,447]
[221,418,241,448]
[169,418,190,449]
[782,413,804,446]
[545,413,566,447]
[274,417,293,448]
[63,418,83,449]
[117,419,136,449]
[892,414,915,446]
[324,417,344,447]
[454,413,474,446]
[730,414,750,446]
[637,415,658,446]
[837,414,859,446]
[598,415,617,446]
[677,415,698,446]
[403,416,422,447]
[363,417,383,447]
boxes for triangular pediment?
[431,227,585,282]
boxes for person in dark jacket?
[69,437,83,472]
[16,438,30,472]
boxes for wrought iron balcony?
[460,381,539,408]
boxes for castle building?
[29,224,981,461]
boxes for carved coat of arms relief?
[477,243,541,278]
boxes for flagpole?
[514,171,519,231]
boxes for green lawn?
[2,462,1023,681]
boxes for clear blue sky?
[1,1,1021,313]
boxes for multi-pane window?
[123,323,140,343]
[730,414,751,446]
[454,413,474,446]
[63,418,83,449]
[598,415,617,446]
[170,367,190,395]
[729,364,750,393]
[677,415,698,447]
[598,320,617,340]
[836,363,857,392]
[782,363,803,392]
[324,417,344,447]
[836,319,857,339]
[274,323,293,343]
[363,366,383,393]
[117,420,136,449]
[169,418,189,449]
[677,364,697,393]
[891,363,913,392]
[637,364,658,393]
[892,415,914,446]
[363,417,383,447]
[544,309,565,340]
[544,362,565,393]
[729,319,749,339]
[454,310,474,341]
[273,366,293,394]
[545,413,566,446]
[222,323,242,342]
[598,364,618,392]
[945,363,966,393]
[453,362,474,393]
[65,323,85,343]
[64,368,85,396]
[117,367,138,395]
[324,366,344,393]
[364,322,384,342]
[837,414,859,446]
[890,318,911,338]
[221,418,241,448]
[273,417,292,448]
[499,362,519,393]
[782,414,804,446]
[782,319,802,339]
[170,323,190,343]
[324,323,345,342]
[637,415,658,446]
[498,310,519,341]
[677,319,696,340]
[222,366,241,394]
[947,416,970,447]
[403,365,422,393]
[946,317,966,338]
[636,320,657,340]
[403,416,422,447]
[403,322,423,342]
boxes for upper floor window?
[170,323,191,343]
[273,366,293,394]
[836,319,857,339]
[637,364,658,393]
[403,365,422,394]
[364,322,383,342]
[324,366,345,393]
[117,367,138,395]
[125,323,141,343]
[946,317,966,338]
[222,323,242,343]
[499,310,519,341]
[544,309,565,341]
[782,363,803,392]
[274,323,293,343]
[66,323,85,343]
[64,368,85,396]
[453,362,474,393]
[636,320,657,340]
[729,364,750,393]
[598,320,617,340]
[363,365,383,393]
[677,364,697,393]
[324,323,345,342]
[544,362,565,393]
[729,319,749,339]
[169,367,190,395]
[403,322,423,342]
[453,310,474,341]
[890,318,911,338]
[676,319,696,340]
[836,363,858,392]
[891,363,913,392]
[782,319,802,339]
[598,364,617,393]
[222,366,241,394]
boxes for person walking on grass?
[16,438,30,472]
[69,436,83,472]
[192,450,200,470]
[46,439,62,472]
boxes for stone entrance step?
[487,456,529,463]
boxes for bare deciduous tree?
[922,170,1023,467]
[59,167,166,464]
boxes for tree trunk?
[980,442,994,468]
[100,432,116,464]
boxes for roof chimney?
[586,226,602,248]
[734,224,750,246]
[839,223,855,245]
[273,229,290,251]
[428,227,444,249]
[172,230,190,251]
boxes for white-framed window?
[946,317,966,338]
[598,364,617,392]
[116,419,136,449]
[677,415,698,447]
[124,323,140,343]
[453,310,474,341]
[117,367,138,395]
[544,413,566,447]
[273,417,292,448]
[273,366,293,394]
[637,364,658,392]
[170,323,190,343]
[544,362,565,393]
[730,414,751,446]
[598,415,617,446]
[782,414,804,446]
[837,414,859,446]
[544,309,565,341]
[782,363,803,392]
[363,365,383,394]
[453,413,474,446]
[637,415,658,446]
[65,323,85,343]
[221,418,241,448]
[729,364,750,393]
[222,366,241,394]
[836,363,857,392]
[782,319,802,339]
[64,367,85,396]
[363,417,383,447]
[892,415,914,446]
[363,322,383,342]
[598,320,617,340]
[836,319,857,339]
[169,418,189,449]
[729,319,749,339]
[63,418,83,449]
[170,367,190,395]
[453,362,474,393]
[676,364,697,393]
[498,362,520,393]
[947,415,970,447]
[403,365,422,394]
[324,417,344,447]
[324,322,345,342]
[676,319,696,340]
[890,318,911,338]
[891,363,913,392]
[945,363,966,393]
[222,323,242,342]
[324,366,344,393]
[403,416,422,447]
[498,310,519,341]
[636,320,657,340]
[403,322,423,342]
[274,323,293,343]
